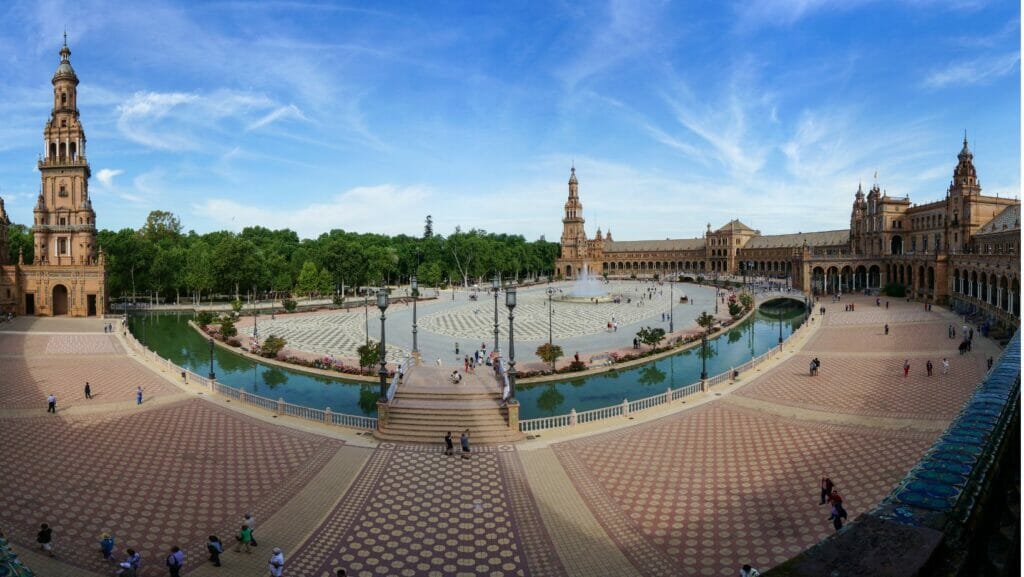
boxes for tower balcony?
[37,155,89,169]
[32,224,96,234]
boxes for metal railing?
[518,315,806,433]
[122,329,377,430]
[386,356,412,402]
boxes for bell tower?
[560,166,587,261]
[946,135,981,253]
[35,34,96,266]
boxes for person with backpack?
[165,545,184,576]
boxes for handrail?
[122,328,376,430]
[518,311,811,433]
[386,356,411,401]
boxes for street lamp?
[363,288,369,347]
[778,308,784,344]
[492,274,500,354]
[208,337,216,380]
[700,324,708,381]
[377,288,389,399]
[546,287,556,371]
[506,286,517,399]
[669,279,674,333]
[411,275,419,355]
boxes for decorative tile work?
[288,444,567,577]
[553,403,937,576]
[0,399,341,577]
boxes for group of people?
[819,476,848,531]
[46,384,146,412]
[808,357,821,376]
[38,512,287,576]
[902,358,950,378]
[444,430,471,458]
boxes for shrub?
[219,318,237,340]
[231,298,243,313]
[282,298,298,312]
[226,338,241,347]
[196,311,214,327]
[261,335,287,358]
[566,360,587,372]
[332,294,345,306]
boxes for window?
[59,184,68,197]
[58,217,66,226]
[57,238,68,255]
[922,237,928,252]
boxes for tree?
[423,215,433,239]
[738,292,754,311]
[260,335,287,358]
[536,343,563,372]
[728,301,743,317]
[231,298,244,313]
[139,210,182,242]
[282,298,297,312]
[696,311,716,331]
[636,326,666,349]
[296,261,322,297]
[357,342,381,371]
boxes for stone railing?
[518,315,808,433]
[122,330,377,430]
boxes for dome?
[52,39,78,83]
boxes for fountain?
[558,265,617,303]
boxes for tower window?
[61,93,66,105]
[59,185,68,197]
[58,238,68,255]
[59,217,66,226]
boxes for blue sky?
[0,0,1019,241]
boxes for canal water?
[129,300,806,420]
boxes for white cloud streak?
[923,52,1020,88]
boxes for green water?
[129,301,806,419]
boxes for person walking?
[47,394,56,413]
[819,476,834,505]
[207,535,224,567]
[903,360,910,378]
[37,523,54,557]
[942,358,950,375]
[926,360,933,377]
[883,324,889,335]
[100,531,115,561]
[740,564,761,577]
[166,546,184,577]
[136,386,144,405]
[117,549,139,577]
[444,431,454,456]
[460,429,470,460]
[85,382,93,399]
[268,547,285,577]
[244,512,258,547]
[235,524,253,553]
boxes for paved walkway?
[0,295,999,577]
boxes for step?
[387,411,508,423]
[375,429,523,445]
[386,418,510,430]
[396,390,503,401]
[388,399,504,410]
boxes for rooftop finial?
[63,27,67,47]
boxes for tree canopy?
[28,210,559,302]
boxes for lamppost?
[506,286,517,399]
[208,337,216,380]
[669,279,674,333]
[363,288,370,347]
[778,308,784,344]
[377,288,389,399]
[492,274,500,354]
[545,287,556,371]
[700,326,708,380]
[411,275,419,355]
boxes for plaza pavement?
[232,281,734,368]
[0,295,998,576]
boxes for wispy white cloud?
[194,184,432,238]
[246,104,307,131]
[95,168,124,187]
[923,51,1020,88]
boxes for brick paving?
[0,399,342,577]
[286,444,567,577]
[0,352,179,409]
[551,402,937,576]
[0,294,998,577]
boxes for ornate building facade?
[556,139,1019,323]
[0,39,106,317]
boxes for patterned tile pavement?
[551,402,938,577]
[0,350,180,411]
[287,444,568,577]
[733,351,987,420]
[0,399,342,577]
[804,321,972,354]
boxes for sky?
[0,0,1019,242]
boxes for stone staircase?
[374,365,523,445]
